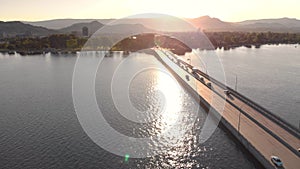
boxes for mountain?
[238,17,300,27]
[25,16,300,33]
[188,15,234,31]
[0,21,57,37]
[0,20,154,38]
[24,19,114,29]
[93,23,155,36]
[57,21,153,35]
[1,16,299,38]
[58,21,104,35]
[189,16,300,32]
[25,18,194,32]
[236,18,300,32]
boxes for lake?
[0,44,298,168]
[190,44,299,128]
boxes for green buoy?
[124,154,130,162]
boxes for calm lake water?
[191,44,300,128]
[0,44,298,168]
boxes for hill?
[188,16,300,32]
[0,21,57,37]
[97,23,154,34]
[1,16,300,39]
[58,21,154,35]
[58,21,104,35]
[238,17,300,27]
[188,15,234,31]
[23,16,300,33]
[236,17,300,32]
[24,19,114,29]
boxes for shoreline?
[0,43,298,56]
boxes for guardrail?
[162,49,300,139]
[197,68,300,139]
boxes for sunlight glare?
[155,71,182,131]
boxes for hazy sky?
[1,0,299,21]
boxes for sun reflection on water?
[155,70,183,132]
[144,67,204,168]
[126,54,203,167]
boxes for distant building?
[82,27,88,37]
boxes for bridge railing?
[162,49,300,139]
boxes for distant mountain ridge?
[238,17,300,26]
[23,16,300,33]
[23,19,114,29]
[58,21,104,35]
[0,16,299,38]
[188,16,300,32]
[0,20,155,38]
[188,16,234,31]
[0,21,58,36]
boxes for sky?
[1,0,299,22]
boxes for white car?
[192,67,198,73]
[271,156,283,167]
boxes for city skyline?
[1,0,299,22]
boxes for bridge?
[154,48,300,169]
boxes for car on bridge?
[224,90,231,95]
[207,82,212,88]
[271,156,283,167]
[191,67,198,73]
